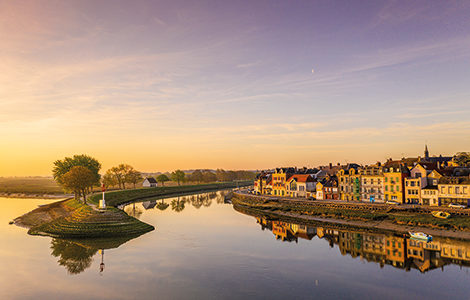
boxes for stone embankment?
[233,191,470,236]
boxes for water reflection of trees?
[49,234,149,275]
[171,197,185,212]
[156,199,169,211]
[125,203,143,219]
[128,190,231,213]
[50,239,97,275]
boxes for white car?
[448,203,466,209]
[386,200,400,205]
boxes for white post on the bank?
[99,184,106,209]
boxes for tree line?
[51,154,256,203]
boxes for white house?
[286,174,315,198]
[143,177,158,188]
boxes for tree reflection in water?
[49,234,149,275]
[125,203,143,219]
[156,199,169,211]
[171,197,185,212]
[50,239,97,275]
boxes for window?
[456,187,460,194]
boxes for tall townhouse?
[360,163,385,203]
[337,164,361,201]
[272,167,295,197]
[438,176,470,207]
[383,161,410,203]
[323,176,339,200]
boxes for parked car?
[448,203,466,209]
[386,200,400,205]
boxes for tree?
[190,170,203,183]
[102,170,118,189]
[61,166,96,203]
[171,170,185,185]
[52,154,101,191]
[108,164,133,189]
[454,152,470,167]
[202,170,216,183]
[126,169,143,189]
[156,174,170,186]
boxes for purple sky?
[1,0,470,175]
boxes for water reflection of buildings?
[255,217,470,273]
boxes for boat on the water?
[431,211,451,219]
[409,231,432,242]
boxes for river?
[2,191,470,299]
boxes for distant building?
[383,161,410,203]
[272,168,295,196]
[360,163,384,203]
[142,177,158,188]
[286,174,315,198]
[337,164,361,201]
[438,176,470,207]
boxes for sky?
[1,0,470,176]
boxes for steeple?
[424,144,429,160]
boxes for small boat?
[431,211,450,219]
[409,231,432,242]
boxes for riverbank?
[88,181,252,207]
[14,198,154,238]
[232,192,470,240]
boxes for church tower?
[424,144,429,160]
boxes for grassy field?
[232,194,470,231]
[16,198,154,238]
[89,181,252,206]
[0,177,64,195]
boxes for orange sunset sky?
[1,1,470,176]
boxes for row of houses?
[254,146,470,206]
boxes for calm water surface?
[2,192,470,300]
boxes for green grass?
[27,199,154,238]
[88,181,252,206]
[0,177,64,194]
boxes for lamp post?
[99,184,106,209]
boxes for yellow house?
[383,162,410,203]
[337,164,361,201]
[438,177,470,207]
[271,168,295,197]
[254,173,273,195]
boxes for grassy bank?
[89,181,252,206]
[233,193,470,231]
[15,198,154,238]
